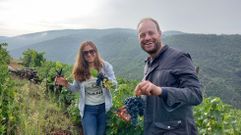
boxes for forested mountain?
[164,34,241,108]
[1,29,241,108]
[0,36,8,40]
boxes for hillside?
[0,36,8,40]
[1,29,241,108]
[164,34,241,108]
[1,41,241,135]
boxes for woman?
[55,41,117,135]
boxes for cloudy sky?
[0,0,240,36]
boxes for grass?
[13,78,80,135]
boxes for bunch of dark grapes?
[124,96,144,126]
[96,72,113,90]
[96,72,105,86]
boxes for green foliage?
[66,97,81,125]
[194,97,241,135]
[106,78,241,135]
[0,43,19,134]
[21,49,46,67]
[106,78,144,135]
[35,60,79,124]
[0,43,10,64]
[36,61,74,106]
[14,80,79,134]
[37,61,72,83]
[3,48,241,134]
[90,68,98,77]
[34,58,241,135]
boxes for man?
[135,18,203,135]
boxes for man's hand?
[135,80,162,96]
[55,76,69,88]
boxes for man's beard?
[142,41,162,55]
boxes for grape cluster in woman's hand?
[96,72,105,86]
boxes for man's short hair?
[137,18,161,32]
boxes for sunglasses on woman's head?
[82,49,96,56]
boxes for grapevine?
[122,96,145,126]
[95,71,114,90]
[96,72,105,86]
[54,68,63,92]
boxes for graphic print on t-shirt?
[84,77,105,105]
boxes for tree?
[0,43,10,64]
[0,43,18,134]
[21,49,46,67]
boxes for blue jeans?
[82,103,106,135]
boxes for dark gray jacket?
[143,45,202,135]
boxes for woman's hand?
[135,80,162,96]
[55,76,69,88]
[117,106,131,122]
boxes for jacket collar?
[144,45,169,80]
[145,45,169,65]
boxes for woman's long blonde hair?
[72,41,104,82]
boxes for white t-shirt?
[83,77,105,105]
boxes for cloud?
[0,0,241,36]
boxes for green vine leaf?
[90,68,98,77]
